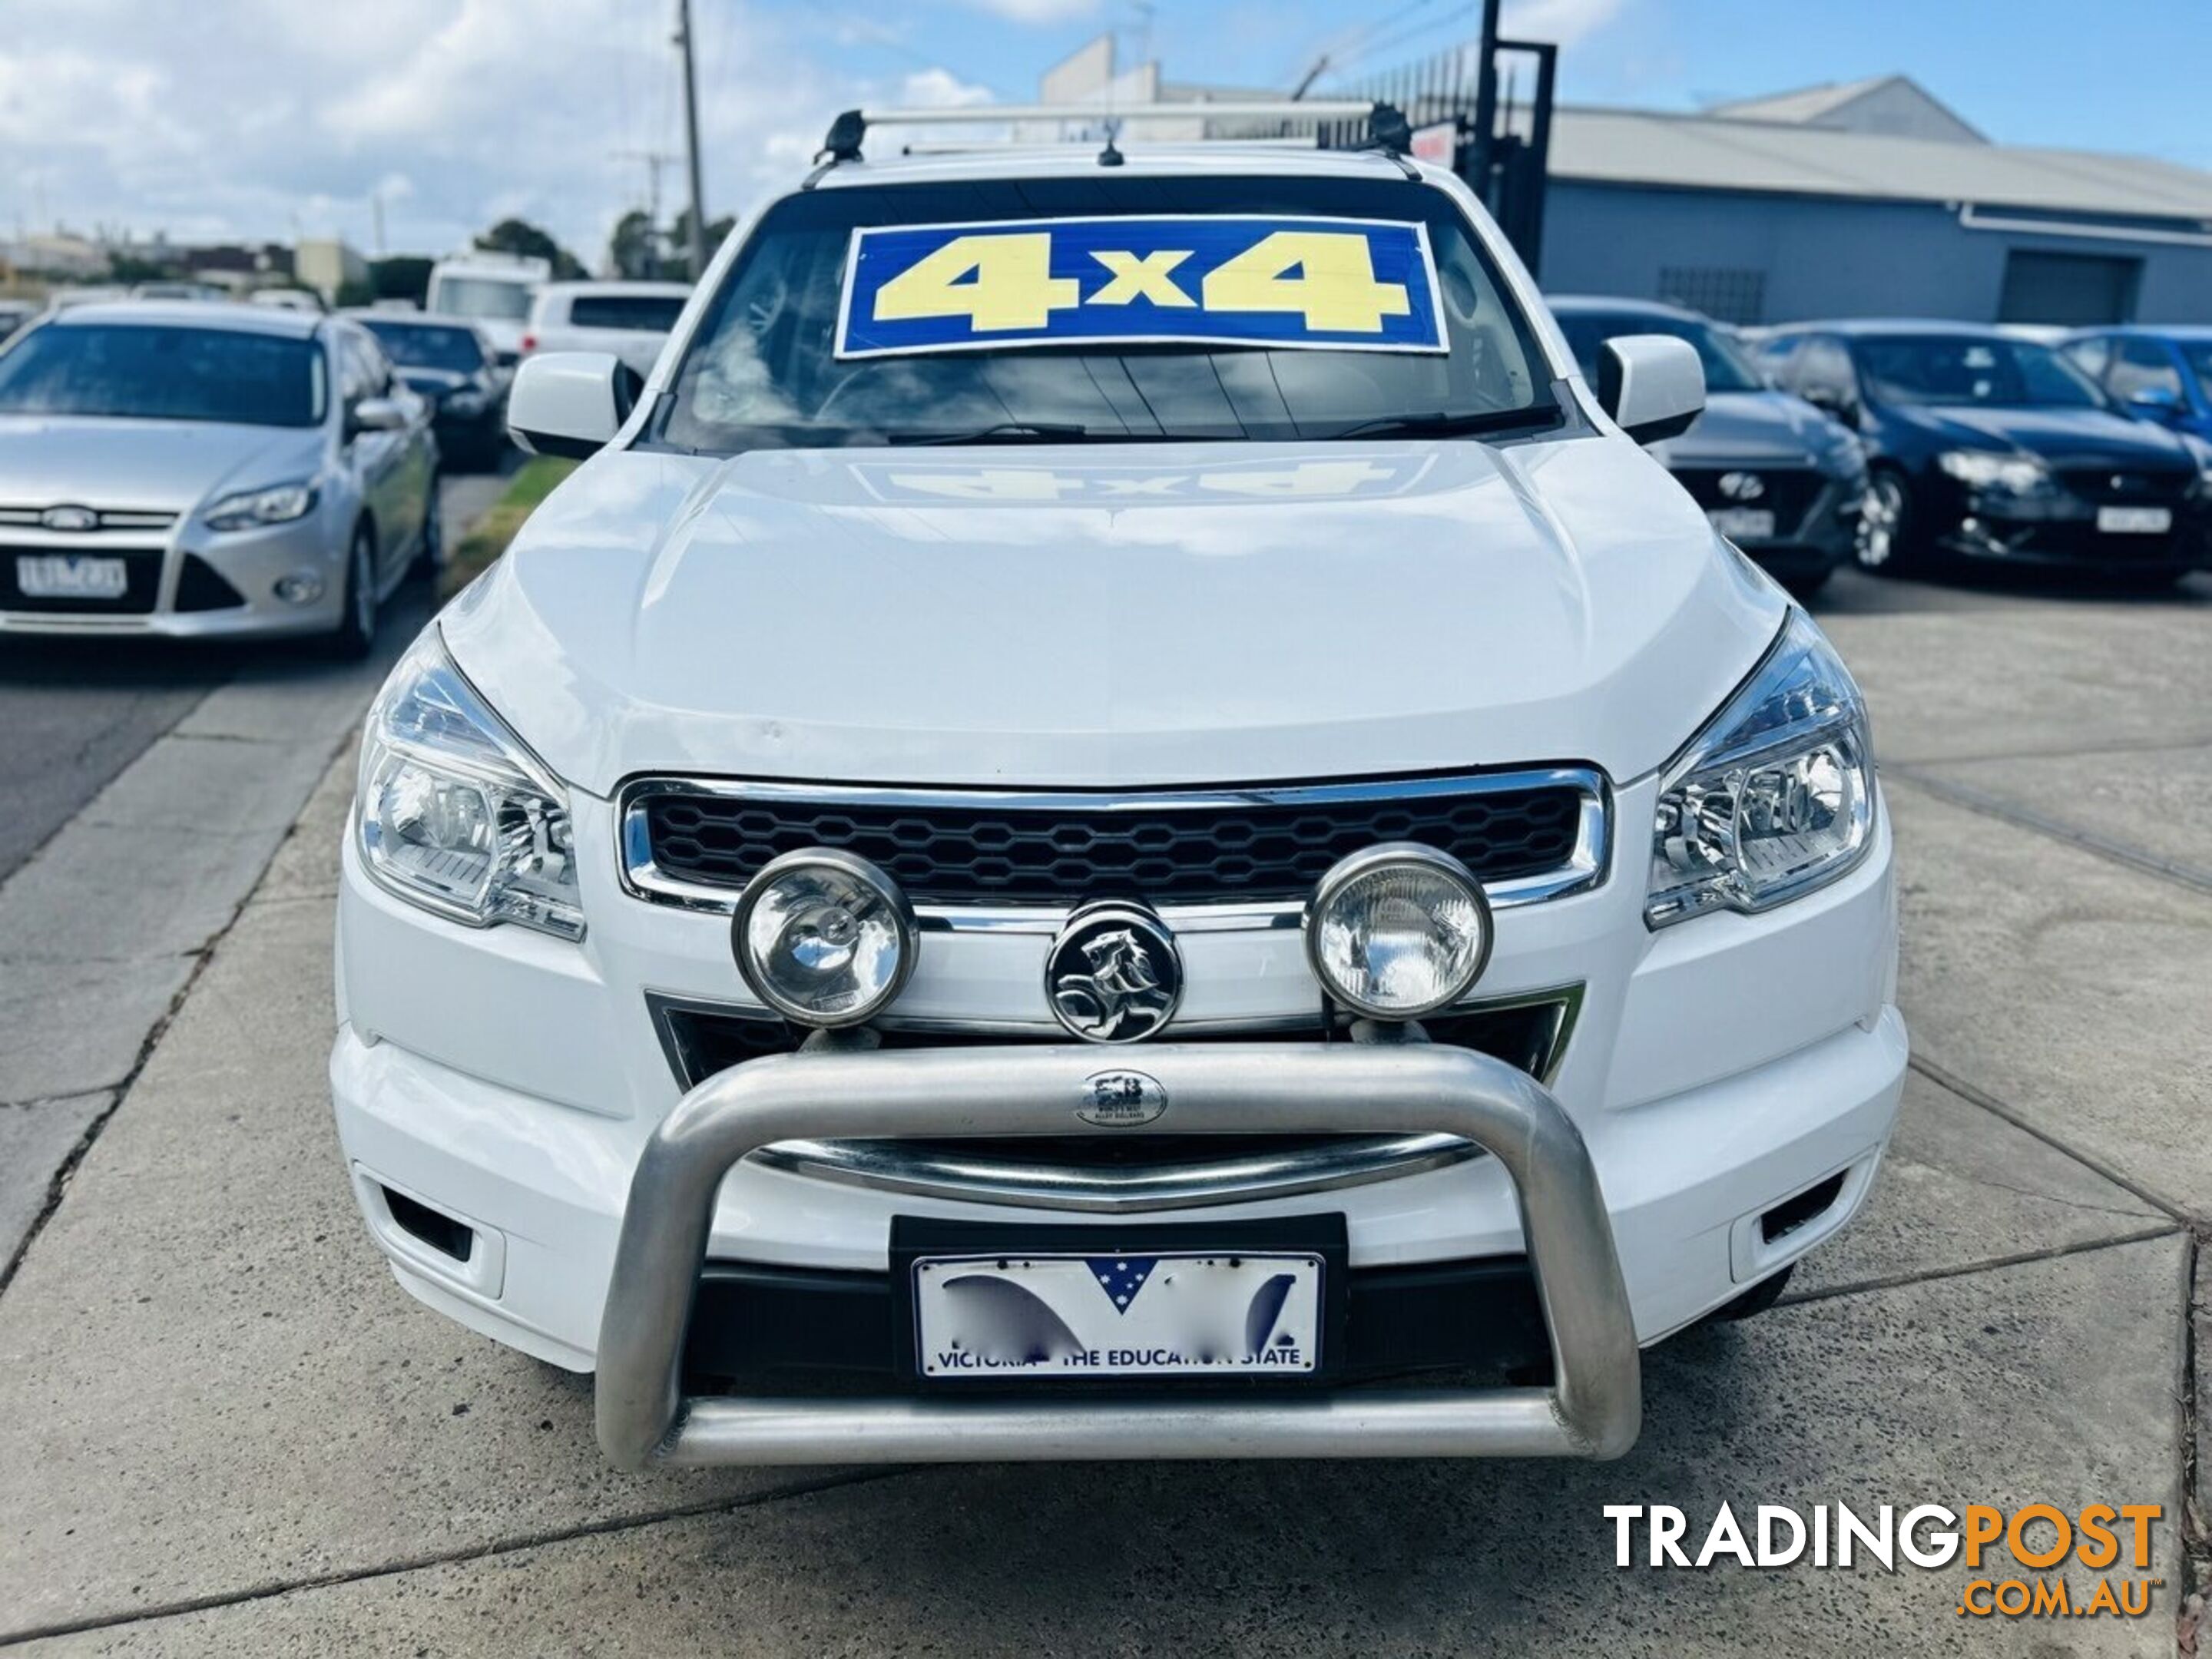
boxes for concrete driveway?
[0,566,2203,1656]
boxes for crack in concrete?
[1884,766,2212,896]
[0,1466,912,1648]
[1906,1055,2196,1224]
[1777,1224,2183,1309]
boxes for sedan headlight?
[1647,611,1875,928]
[203,481,317,530]
[356,630,583,939]
[445,389,487,417]
[1936,449,2048,495]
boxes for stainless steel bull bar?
[595,1041,1641,1470]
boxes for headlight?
[732,850,917,1028]
[1303,844,1492,1020]
[204,481,317,530]
[445,389,486,416]
[1936,450,2047,495]
[356,630,583,939]
[1647,610,1875,928]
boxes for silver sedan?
[0,302,439,655]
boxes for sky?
[4,0,2208,273]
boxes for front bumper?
[1936,486,2211,569]
[594,1039,1640,1468]
[0,512,352,640]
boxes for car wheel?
[412,482,445,581]
[1854,472,1910,573]
[326,524,378,661]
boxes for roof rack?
[816,101,1411,164]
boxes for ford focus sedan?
[0,303,440,654]
[1551,297,1866,595]
[1758,320,2212,584]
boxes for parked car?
[249,287,326,313]
[1550,296,1866,595]
[0,303,439,654]
[520,280,690,379]
[1757,321,2212,583]
[130,280,228,303]
[2059,326,2212,445]
[424,253,548,366]
[349,310,510,471]
[334,114,1902,1472]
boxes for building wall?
[1538,181,2212,326]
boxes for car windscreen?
[568,294,686,332]
[361,321,485,371]
[1856,335,2104,409]
[1551,310,1763,394]
[652,175,1557,452]
[430,276,535,322]
[0,323,325,427]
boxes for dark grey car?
[1551,297,1868,594]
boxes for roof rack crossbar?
[816,101,1409,164]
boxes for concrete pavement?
[0,465,506,1277]
[0,565,2204,1654]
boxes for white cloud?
[0,0,988,269]
[1500,0,1629,48]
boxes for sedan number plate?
[16,555,127,600]
[2096,505,2171,535]
[913,1250,1324,1379]
[1707,508,1776,541]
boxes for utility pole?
[674,0,710,280]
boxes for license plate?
[15,554,128,600]
[912,1250,1326,1379]
[2097,505,2171,535]
[1707,508,1776,541]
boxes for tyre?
[1853,471,1912,574]
[326,523,378,661]
[412,482,445,581]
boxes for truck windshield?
[654,174,1557,451]
[0,323,325,428]
[431,277,535,322]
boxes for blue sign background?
[836,214,1446,359]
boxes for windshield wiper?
[887,422,1092,446]
[1329,407,1561,441]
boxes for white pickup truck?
[333,104,1902,1472]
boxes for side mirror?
[508,352,644,459]
[2126,386,2184,423]
[347,396,408,437]
[1598,335,1705,445]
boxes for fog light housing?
[1303,844,1493,1021]
[273,571,324,604]
[732,850,918,1028]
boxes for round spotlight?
[1303,843,1493,1021]
[731,849,918,1028]
[273,571,325,605]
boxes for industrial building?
[1036,40,2212,329]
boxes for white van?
[521,280,690,379]
[424,253,550,364]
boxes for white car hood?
[442,437,1786,796]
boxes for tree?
[668,208,736,279]
[473,218,585,280]
[608,210,661,281]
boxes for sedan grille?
[2055,468,2194,505]
[629,773,1594,907]
[1670,467,1827,531]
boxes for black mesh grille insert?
[637,779,1587,905]
[1669,467,1827,531]
[174,554,247,612]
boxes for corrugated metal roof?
[1707,76,1898,124]
[1548,107,2212,222]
